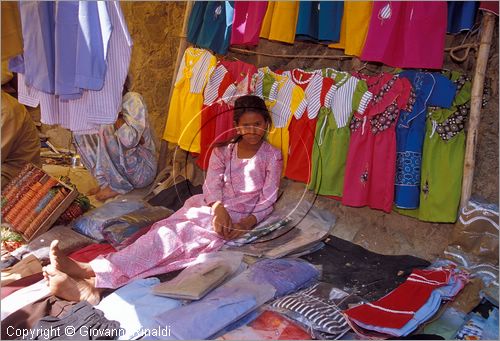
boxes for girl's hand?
[225,215,257,240]
[211,202,233,238]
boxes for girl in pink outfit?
[43,95,282,304]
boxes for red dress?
[284,69,334,183]
[342,73,413,213]
[197,60,257,170]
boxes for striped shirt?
[16,1,132,134]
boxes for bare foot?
[44,265,101,305]
[95,186,120,201]
[87,186,101,196]
[49,240,94,279]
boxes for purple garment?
[16,1,131,134]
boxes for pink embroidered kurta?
[91,141,282,289]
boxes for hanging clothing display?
[447,1,479,34]
[361,1,447,69]
[14,1,131,134]
[255,67,307,173]
[283,69,332,183]
[328,1,373,56]
[197,60,257,170]
[230,1,268,46]
[399,72,471,223]
[295,1,344,43]
[395,71,456,209]
[260,2,300,44]
[479,1,499,16]
[308,70,372,197]
[342,73,413,213]
[163,47,217,153]
[187,1,234,55]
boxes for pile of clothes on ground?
[1,184,498,340]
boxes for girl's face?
[235,111,268,145]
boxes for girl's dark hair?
[213,95,271,148]
[233,95,271,125]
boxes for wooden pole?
[460,12,496,209]
[158,1,193,171]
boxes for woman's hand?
[225,215,257,240]
[211,202,233,238]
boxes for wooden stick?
[460,12,496,209]
[229,47,353,60]
[158,1,193,171]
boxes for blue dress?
[395,71,456,209]
[187,1,234,55]
[447,1,478,34]
[296,1,344,43]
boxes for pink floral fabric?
[91,141,282,289]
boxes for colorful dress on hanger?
[308,70,372,197]
[342,73,413,213]
[187,1,234,55]
[163,47,217,153]
[260,2,300,44]
[254,67,307,173]
[230,1,268,46]
[447,1,479,34]
[400,72,471,223]
[197,60,257,170]
[361,1,447,69]
[295,1,344,43]
[328,1,373,57]
[282,69,333,183]
[395,71,456,209]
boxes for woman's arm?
[115,93,147,148]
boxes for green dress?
[308,70,371,197]
[397,71,471,222]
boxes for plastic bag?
[72,199,147,241]
[101,206,173,249]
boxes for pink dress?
[91,141,282,289]
[231,1,269,46]
[361,1,447,69]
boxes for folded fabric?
[302,236,431,301]
[1,254,42,285]
[147,179,202,212]
[154,258,319,340]
[346,268,468,337]
[455,312,487,340]
[72,200,146,241]
[96,278,181,340]
[1,272,44,300]
[422,307,468,340]
[217,310,311,340]
[27,301,122,340]
[481,307,499,340]
[10,225,95,262]
[68,244,116,263]
[100,206,172,249]
[152,251,243,300]
[1,296,76,340]
[225,217,291,246]
[1,279,50,321]
[271,282,363,339]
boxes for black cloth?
[147,179,202,211]
[301,236,430,301]
[24,301,122,340]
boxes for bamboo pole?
[460,12,496,209]
[158,1,193,171]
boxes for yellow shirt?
[260,2,299,44]
[259,68,306,174]
[329,1,373,56]
[163,48,216,153]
